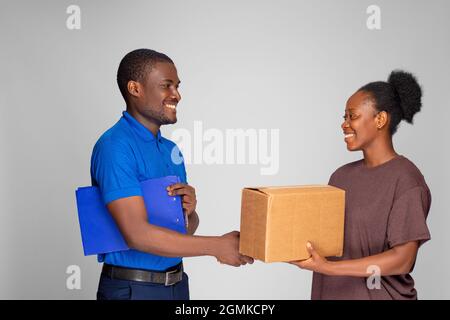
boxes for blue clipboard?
[75,175,186,256]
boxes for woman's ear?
[376,111,389,129]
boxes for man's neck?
[126,108,160,137]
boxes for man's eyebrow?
[161,79,181,84]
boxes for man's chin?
[161,117,177,125]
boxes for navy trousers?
[97,271,190,300]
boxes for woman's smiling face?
[341,90,384,152]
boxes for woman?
[291,70,431,300]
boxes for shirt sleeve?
[91,138,142,205]
[387,186,431,248]
[328,170,340,187]
[166,141,188,184]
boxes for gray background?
[0,0,448,299]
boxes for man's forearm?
[129,222,218,258]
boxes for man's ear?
[376,111,389,129]
[127,80,142,99]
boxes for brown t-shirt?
[311,155,431,300]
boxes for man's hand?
[167,183,197,217]
[214,231,254,267]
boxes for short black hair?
[117,48,173,102]
[358,70,423,135]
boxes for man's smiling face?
[132,61,181,125]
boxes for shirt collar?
[122,111,162,142]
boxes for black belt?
[102,263,184,286]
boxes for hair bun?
[387,70,422,123]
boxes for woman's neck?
[362,136,398,168]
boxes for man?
[91,48,253,300]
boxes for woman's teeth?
[345,133,355,138]
[165,104,176,110]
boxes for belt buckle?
[164,268,179,286]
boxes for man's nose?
[341,119,349,129]
[171,87,181,102]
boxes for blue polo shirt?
[90,111,187,271]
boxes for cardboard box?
[239,185,345,262]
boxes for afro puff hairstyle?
[358,70,423,135]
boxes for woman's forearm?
[324,242,418,277]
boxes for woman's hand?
[289,242,332,275]
[290,241,420,277]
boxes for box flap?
[239,188,270,261]
[244,185,339,196]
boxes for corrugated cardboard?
[239,185,345,262]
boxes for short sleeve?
[328,169,341,188]
[166,141,188,184]
[91,139,142,205]
[328,172,336,186]
[387,186,431,248]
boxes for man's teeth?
[345,133,355,138]
[165,104,176,109]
